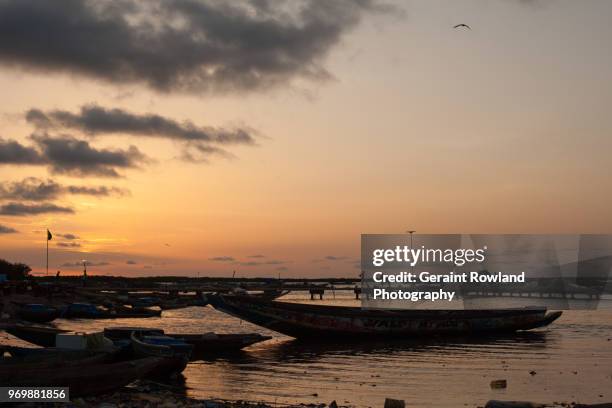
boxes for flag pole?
[46,229,52,276]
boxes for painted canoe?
[11,303,60,323]
[0,356,163,396]
[104,326,270,354]
[64,303,161,319]
[168,333,272,354]
[208,295,563,339]
[130,332,192,377]
[0,346,117,370]
[4,324,68,347]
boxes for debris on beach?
[485,401,612,408]
[383,398,405,408]
[490,379,507,389]
[485,401,545,408]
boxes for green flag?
[47,229,52,241]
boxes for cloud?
[66,185,128,196]
[0,177,61,200]
[61,260,110,268]
[209,256,235,262]
[126,260,138,265]
[0,136,147,178]
[27,104,257,162]
[0,224,18,234]
[57,241,81,248]
[247,254,265,258]
[0,137,44,164]
[276,266,289,272]
[0,0,394,94]
[57,233,78,240]
[0,177,127,200]
[0,202,74,216]
[28,105,255,144]
[235,259,288,266]
[325,255,348,261]
[32,134,148,177]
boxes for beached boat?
[0,346,117,370]
[251,289,291,300]
[104,326,270,354]
[11,302,60,323]
[4,324,68,347]
[169,333,272,354]
[159,297,208,310]
[208,295,563,339]
[0,356,163,396]
[64,303,161,319]
[104,326,163,341]
[130,332,192,377]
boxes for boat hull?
[4,324,68,347]
[130,333,191,377]
[11,303,60,323]
[0,356,162,396]
[168,333,272,354]
[209,295,562,339]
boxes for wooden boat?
[104,326,163,341]
[0,346,117,370]
[159,297,208,310]
[104,326,270,354]
[11,302,60,323]
[0,356,163,396]
[130,332,192,377]
[168,332,272,354]
[4,324,68,347]
[251,289,291,300]
[64,303,161,319]
[208,295,563,339]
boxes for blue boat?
[12,302,60,323]
[130,332,193,377]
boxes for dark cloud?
[235,259,288,266]
[0,0,394,94]
[0,137,44,164]
[57,241,80,248]
[209,256,235,262]
[247,254,265,258]
[28,105,255,144]
[0,202,74,216]
[32,134,148,177]
[0,177,61,200]
[57,233,78,240]
[0,177,127,200]
[126,260,137,265]
[325,255,348,261]
[66,185,128,196]
[27,105,256,162]
[61,260,110,267]
[0,136,147,178]
[0,224,18,233]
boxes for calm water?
[3,292,612,407]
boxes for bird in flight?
[453,24,471,30]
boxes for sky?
[1,0,611,278]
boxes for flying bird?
[453,24,471,30]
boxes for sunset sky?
[1,0,611,277]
